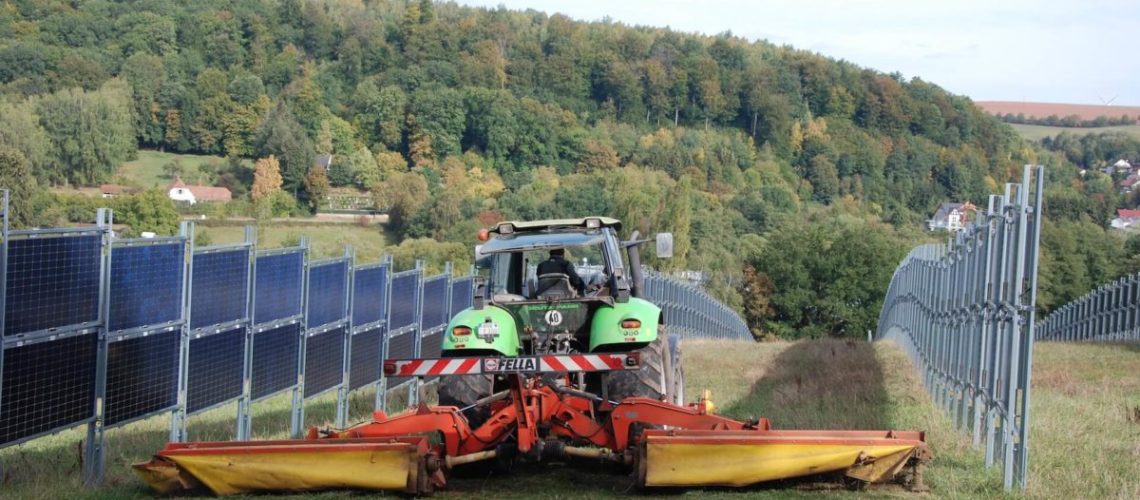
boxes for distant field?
[198,222,390,262]
[976,101,1140,121]
[117,150,246,189]
[1010,123,1140,141]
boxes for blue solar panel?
[187,328,244,413]
[5,235,101,336]
[191,249,249,329]
[384,331,417,387]
[105,330,179,426]
[349,327,382,390]
[303,327,345,398]
[420,331,443,360]
[450,278,473,316]
[389,274,419,330]
[109,243,184,332]
[254,252,303,325]
[352,266,387,326]
[252,323,300,399]
[421,277,448,331]
[0,334,97,445]
[307,261,347,328]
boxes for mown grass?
[2,340,1135,499]
[1009,123,1140,141]
[195,223,390,262]
[117,151,241,189]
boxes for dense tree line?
[997,112,1136,128]
[0,0,1125,337]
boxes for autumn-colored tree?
[372,171,429,234]
[303,166,330,212]
[251,155,283,202]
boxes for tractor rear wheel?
[437,374,494,428]
[604,328,680,402]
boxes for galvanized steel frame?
[875,165,1043,492]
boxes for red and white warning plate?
[384,353,639,377]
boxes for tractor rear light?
[383,361,397,376]
[453,326,472,336]
[620,319,641,329]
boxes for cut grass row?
[1,340,1135,498]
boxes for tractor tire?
[437,374,494,428]
[604,329,670,402]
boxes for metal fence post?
[409,260,424,406]
[0,191,8,423]
[170,222,194,443]
[289,236,311,439]
[237,226,257,440]
[375,254,394,411]
[335,245,354,428]
[83,208,113,486]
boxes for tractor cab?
[461,217,653,357]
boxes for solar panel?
[254,252,303,325]
[0,334,97,445]
[450,278,473,316]
[190,249,249,329]
[109,243,184,332]
[4,235,101,337]
[385,331,417,387]
[187,328,244,414]
[421,277,448,331]
[105,330,179,426]
[389,273,419,331]
[303,327,345,398]
[420,331,443,360]
[307,261,347,329]
[352,266,387,326]
[348,327,382,390]
[251,323,300,400]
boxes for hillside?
[0,0,1135,334]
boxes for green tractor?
[438,217,684,424]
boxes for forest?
[0,0,1137,338]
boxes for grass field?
[116,150,247,189]
[1010,123,1140,142]
[195,222,390,262]
[1,340,1136,499]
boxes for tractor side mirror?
[655,233,674,258]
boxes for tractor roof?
[479,231,607,255]
[490,217,621,234]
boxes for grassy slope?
[196,223,390,262]
[1,340,1135,499]
[1009,123,1140,141]
[116,150,236,189]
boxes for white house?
[928,202,977,232]
[167,176,232,205]
[1111,209,1140,230]
[1114,159,1132,173]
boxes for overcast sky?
[457,0,1140,105]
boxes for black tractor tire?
[604,329,671,402]
[437,374,494,428]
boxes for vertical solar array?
[105,238,186,427]
[449,277,474,317]
[185,245,251,418]
[349,262,388,391]
[419,274,450,360]
[384,269,422,389]
[251,249,305,401]
[303,259,349,399]
[1,227,104,447]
